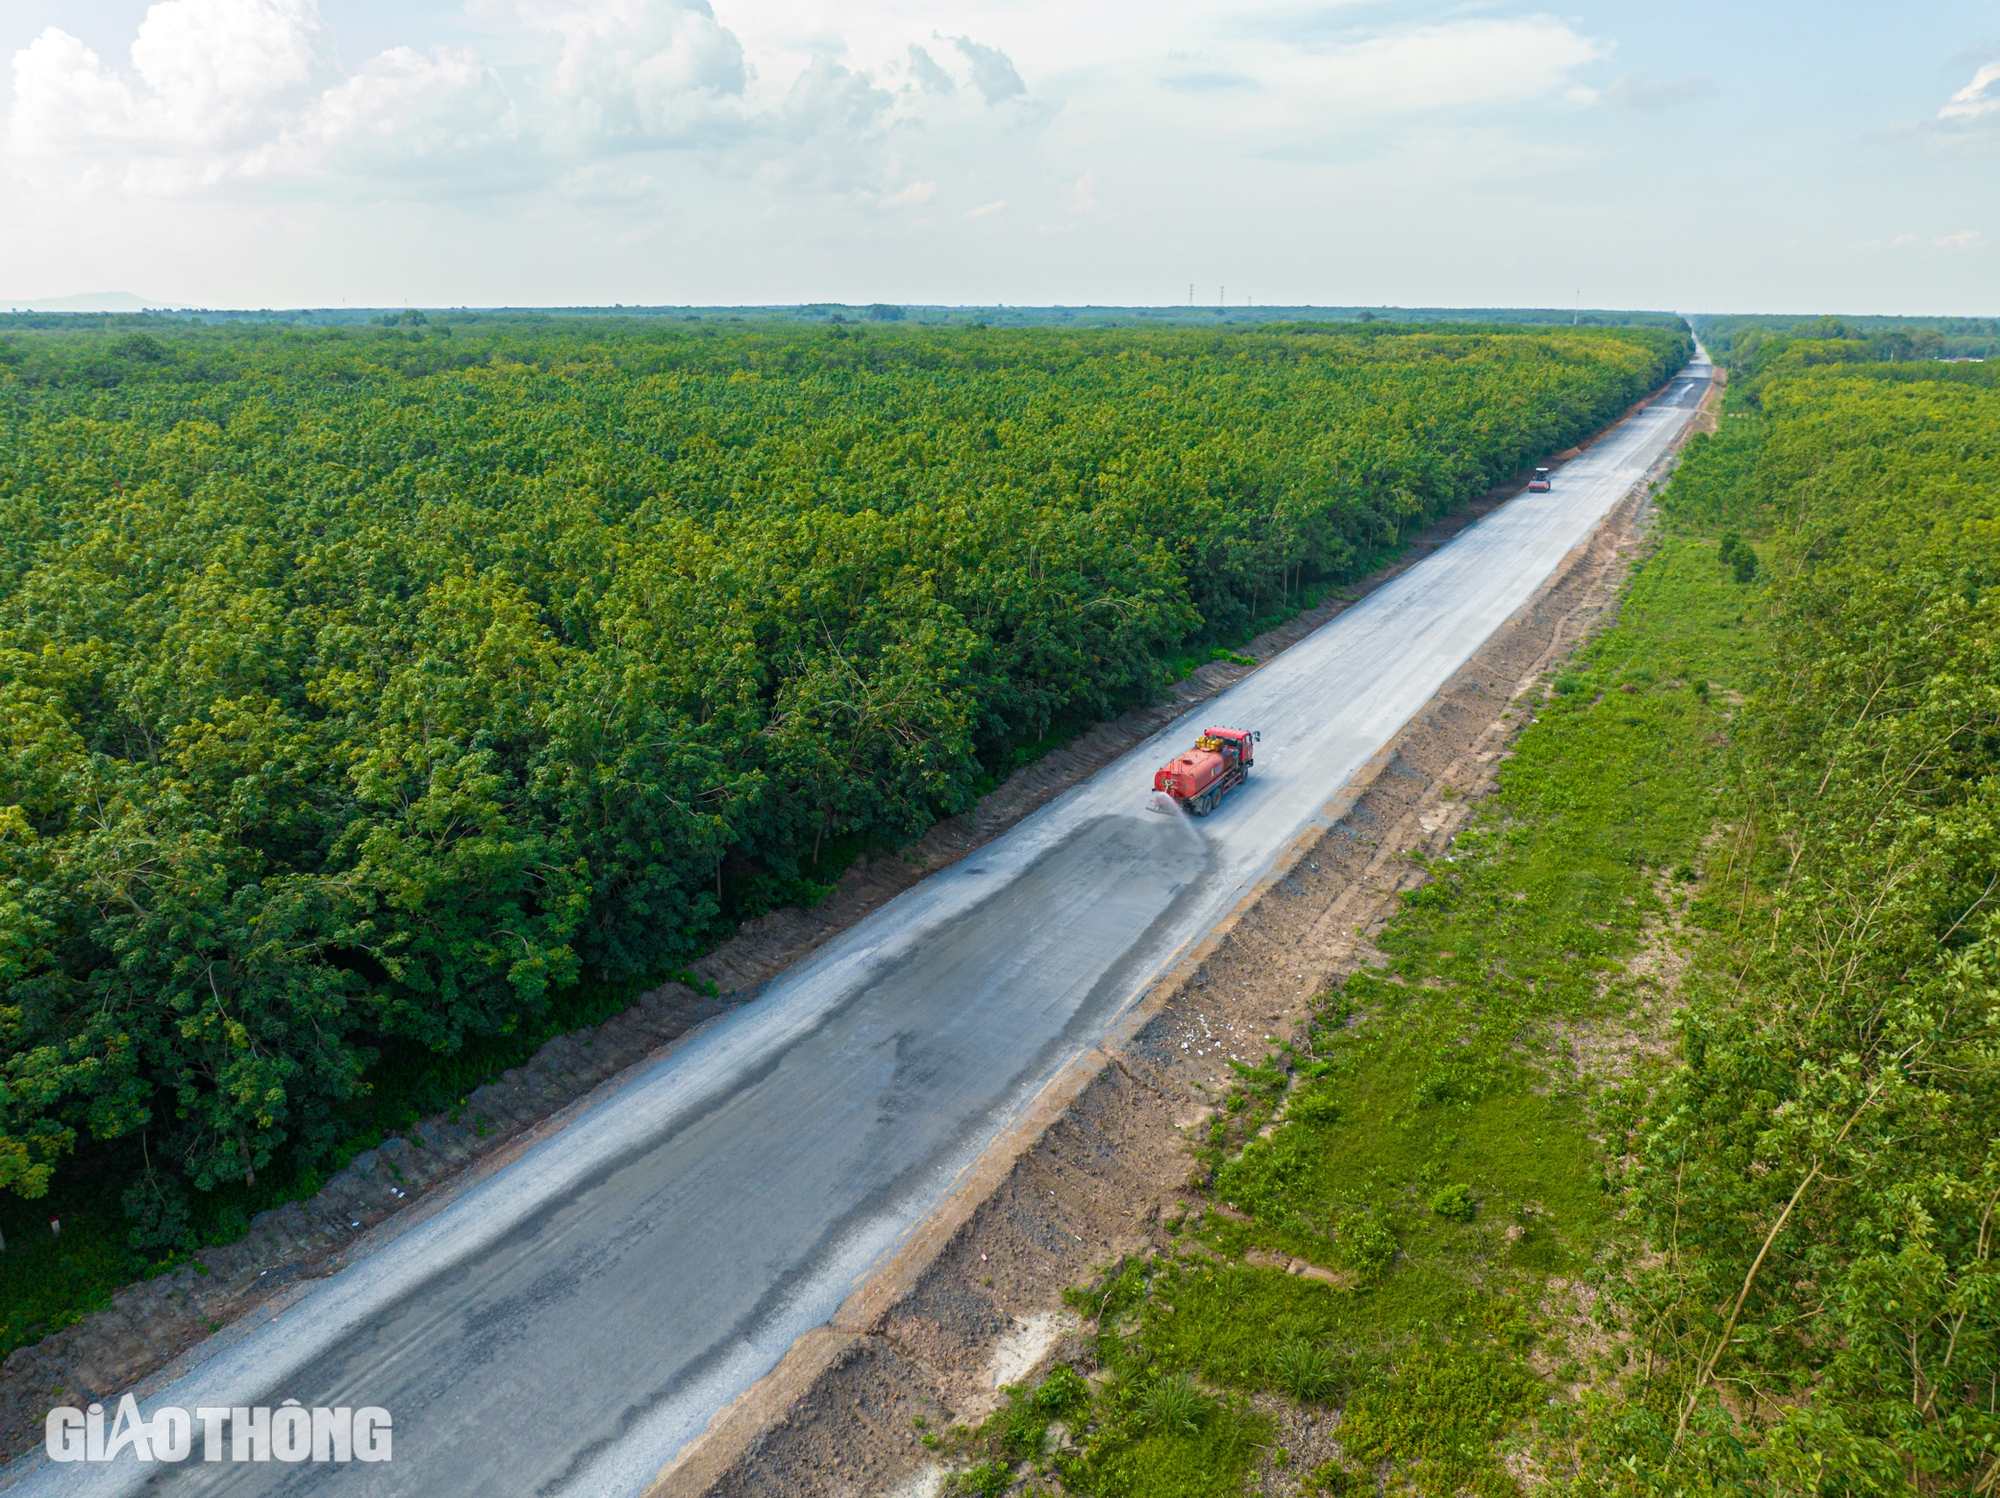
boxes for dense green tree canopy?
[1590,368,2000,1494]
[0,318,1686,1203]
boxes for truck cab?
[1198,727,1254,767]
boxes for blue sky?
[2,0,1996,313]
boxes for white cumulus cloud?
[0,0,1689,309]
[521,0,748,149]
[294,47,519,180]
[4,0,1036,205]
[904,45,954,96]
[6,0,522,192]
[9,29,143,157]
[9,0,336,190]
[1941,62,2000,123]
[944,35,1026,106]
[1913,59,2000,148]
[127,0,331,141]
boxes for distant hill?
[1,291,166,313]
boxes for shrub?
[1305,1460,1362,1495]
[1341,1342,1538,1497]
[1285,1088,1341,1126]
[948,1458,1013,1497]
[1268,1336,1343,1403]
[1428,1183,1476,1221]
[1337,1212,1398,1277]
[994,1364,1092,1459]
[1136,1371,1209,1435]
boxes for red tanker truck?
[1152,726,1260,817]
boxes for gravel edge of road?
[644,370,1723,1498]
[0,372,1691,1469]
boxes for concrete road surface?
[13,355,1710,1498]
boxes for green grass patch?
[1341,1340,1542,1497]
[1040,470,1774,1493]
[939,1359,1270,1498]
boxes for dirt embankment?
[648,382,1721,1498]
[0,370,1700,1464]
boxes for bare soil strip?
[0,380,1688,1466]
[646,396,1714,1497]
